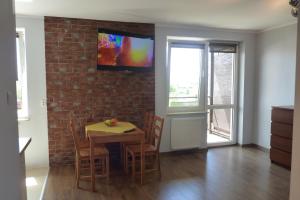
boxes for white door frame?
[206,44,239,147]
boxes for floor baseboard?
[240,143,270,153]
[160,148,208,156]
[161,143,270,155]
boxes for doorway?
[207,43,238,146]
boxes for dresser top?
[272,106,294,110]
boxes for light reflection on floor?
[207,133,229,144]
[26,167,49,200]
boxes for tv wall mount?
[290,0,300,17]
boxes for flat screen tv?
[97,29,154,71]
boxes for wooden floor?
[43,146,290,200]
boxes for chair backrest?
[143,112,150,131]
[143,111,154,144]
[150,115,164,152]
[69,115,81,153]
[84,112,97,125]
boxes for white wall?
[253,24,297,148]
[16,16,49,168]
[0,0,22,199]
[290,16,300,200]
[155,24,256,152]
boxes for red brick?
[45,16,155,167]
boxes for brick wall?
[45,17,155,166]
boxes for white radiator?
[171,116,206,150]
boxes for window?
[168,42,205,112]
[16,29,29,119]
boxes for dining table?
[85,121,145,191]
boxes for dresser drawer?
[271,135,292,153]
[270,148,291,168]
[271,108,294,124]
[271,122,293,139]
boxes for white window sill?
[18,117,30,122]
[167,111,207,116]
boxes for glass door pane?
[208,108,232,139]
[208,52,234,106]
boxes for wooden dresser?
[270,106,294,169]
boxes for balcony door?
[207,43,238,146]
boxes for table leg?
[140,140,144,185]
[90,139,96,192]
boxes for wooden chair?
[121,111,154,169]
[125,115,164,180]
[144,111,154,144]
[69,117,109,190]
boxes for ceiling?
[15,0,296,31]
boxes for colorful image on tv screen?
[97,33,154,68]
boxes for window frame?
[166,40,207,114]
[16,28,29,120]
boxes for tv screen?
[97,29,154,71]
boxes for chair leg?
[131,152,136,181]
[120,143,123,166]
[76,157,80,188]
[122,144,127,171]
[123,145,127,172]
[125,149,129,174]
[106,155,110,181]
[91,159,96,192]
[75,156,78,180]
[101,159,105,175]
[157,154,161,178]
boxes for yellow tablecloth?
[85,121,136,134]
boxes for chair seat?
[122,141,140,146]
[126,144,156,154]
[79,146,109,158]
